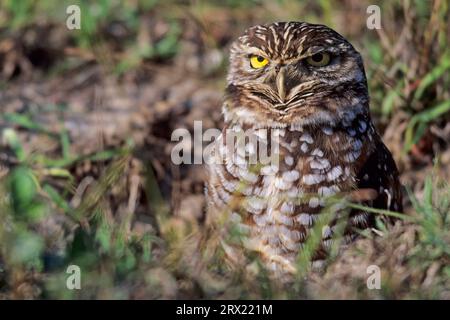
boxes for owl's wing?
[351,137,403,230]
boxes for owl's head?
[224,22,369,128]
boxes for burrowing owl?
[205,22,402,277]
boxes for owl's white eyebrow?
[246,47,268,57]
[300,47,341,60]
[307,46,328,54]
[310,46,342,54]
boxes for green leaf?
[381,87,400,115]
[43,184,72,213]
[404,100,450,152]
[9,166,38,214]
[4,113,53,135]
[414,54,450,101]
[60,129,72,160]
[26,201,48,222]
[96,222,112,252]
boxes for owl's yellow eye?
[306,52,331,67]
[250,55,269,69]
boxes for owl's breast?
[206,115,377,274]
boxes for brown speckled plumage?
[205,22,402,277]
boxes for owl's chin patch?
[288,110,338,127]
[223,103,363,129]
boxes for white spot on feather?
[353,139,363,150]
[300,133,313,144]
[301,142,309,153]
[280,202,294,214]
[310,158,330,170]
[287,187,302,199]
[358,120,367,133]
[276,215,295,227]
[282,170,300,182]
[238,168,258,183]
[318,186,339,197]
[302,174,325,185]
[311,148,324,157]
[322,127,333,135]
[285,155,294,166]
[275,177,292,190]
[261,164,278,175]
[347,128,356,136]
[327,166,343,181]
[322,225,332,238]
[309,197,319,208]
[247,196,266,211]
[253,214,268,226]
[344,150,361,163]
[296,213,313,226]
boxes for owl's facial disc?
[225,22,369,127]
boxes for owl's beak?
[276,66,286,102]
